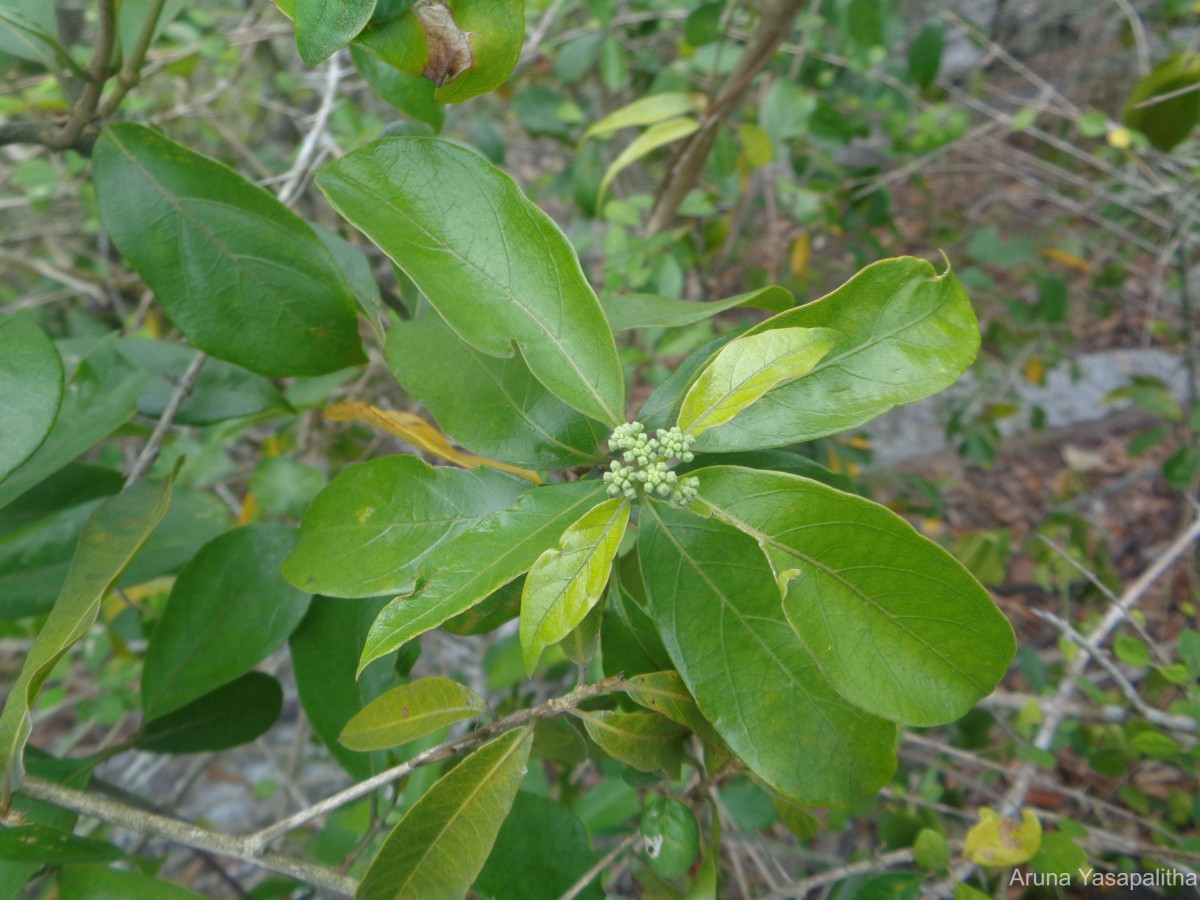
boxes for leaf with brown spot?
[413,1,472,86]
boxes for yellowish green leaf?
[598,117,701,205]
[963,808,1042,867]
[340,676,486,751]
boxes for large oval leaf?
[141,524,311,720]
[294,0,376,65]
[692,466,1016,726]
[93,123,365,377]
[638,501,896,805]
[693,257,979,451]
[360,481,606,672]
[387,314,606,469]
[340,676,486,751]
[677,326,839,437]
[317,138,624,424]
[520,497,629,673]
[0,474,175,806]
[0,315,63,484]
[357,726,533,900]
[282,456,531,598]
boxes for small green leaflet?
[0,314,63,484]
[598,117,700,206]
[677,326,839,437]
[356,727,533,900]
[520,497,629,673]
[340,677,486,751]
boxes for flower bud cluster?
[602,423,699,506]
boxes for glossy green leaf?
[351,45,443,131]
[576,710,686,776]
[318,138,624,424]
[290,596,395,779]
[693,467,1016,726]
[582,92,706,141]
[386,314,606,469]
[638,501,896,805]
[135,672,283,754]
[0,315,62,484]
[340,676,486,751]
[694,257,980,451]
[314,223,385,342]
[443,578,522,636]
[520,498,629,673]
[0,463,122,534]
[58,865,203,899]
[360,481,606,672]
[1123,53,1200,151]
[357,727,533,900]
[600,286,793,333]
[141,524,311,720]
[93,123,365,377]
[640,796,699,879]
[0,825,122,865]
[115,339,288,426]
[678,326,839,437]
[598,117,701,205]
[283,456,530,598]
[601,577,672,679]
[0,339,147,512]
[473,791,601,900]
[638,333,740,433]
[0,474,175,806]
[624,671,721,745]
[295,0,375,64]
[428,0,524,105]
[119,488,232,588]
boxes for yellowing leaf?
[790,232,811,279]
[1023,356,1045,385]
[737,122,773,169]
[963,808,1042,867]
[678,327,840,437]
[340,676,486,751]
[576,709,687,776]
[1041,248,1091,273]
[583,92,707,142]
[520,497,629,673]
[324,400,540,483]
[598,117,701,206]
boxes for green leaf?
[623,671,721,745]
[386,314,606,470]
[583,93,706,142]
[693,467,1015,726]
[283,457,531,598]
[1123,53,1200,151]
[314,223,385,343]
[141,524,312,720]
[351,45,444,131]
[290,596,396,779]
[58,865,203,899]
[845,0,883,48]
[600,286,793,333]
[356,727,533,900]
[1113,634,1151,667]
[1029,832,1087,879]
[340,676,487,751]
[295,0,376,64]
[520,497,629,673]
[0,463,122,534]
[359,481,606,672]
[115,0,186,67]
[0,5,78,73]
[0,500,102,621]
[686,808,720,899]
[907,21,944,89]
[428,0,525,105]
[0,825,122,865]
[444,578,522,636]
[93,123,365,378]
[318,138,624,424]
[638,333,742,433]
[0,315,62,484]
[693,257,980,452]
[598,117,701,205]
[685,3,724,47]
[677,326,839,437]
[0,474,175,806]
[473,791,601,900]
[576,710,686,775]
[913,828,950,871]
[601,573,672,679]
[638,501,896,805]
[114,339,288,426]
[135,672,283,754]
[640,795,699,880]
[0,339,147,512]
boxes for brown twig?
[646,0,805,235]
